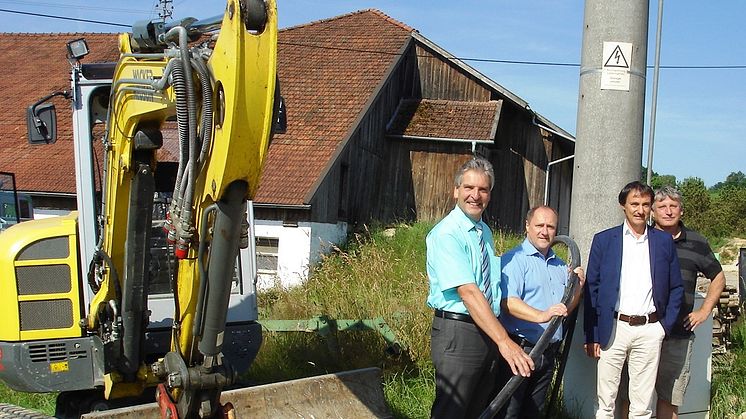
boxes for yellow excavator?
[0,1,288,417]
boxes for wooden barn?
[0,9,574,286]
[257,10,574,232]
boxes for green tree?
[640,166,677,190]
[680,173,746,240]
[712,184,746,236]
[651,174,677,190]
[679,177,711,233]
[711,170,746,192]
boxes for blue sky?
[2,0,743,187]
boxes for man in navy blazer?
[583,181,683,419]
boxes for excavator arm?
[84,1,278,416]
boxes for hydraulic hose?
[190,54,214,165]
[170,58,188,211]
[478,235,581,419]
[164,26,199,241]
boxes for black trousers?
[430,316,499,419]
[495,336,559,419]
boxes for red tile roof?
[387,99,502,141]
[0,10,413,206]
[0,33,119,194]
[256,10,411,204]
[0,10,412,204]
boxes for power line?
[0,0,152,15]
[1,7,744,70]
[0,8,130,28]
[278,41,746,70]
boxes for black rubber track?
[0,403,52,419]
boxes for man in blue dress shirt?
[427,157,533,418]
[497,205,585,418]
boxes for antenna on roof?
[158,0,173,22]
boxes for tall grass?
[249,222,522,418]
[711,310,746,418]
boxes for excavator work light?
[66,38,89,60]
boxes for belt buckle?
[628,315,647,326]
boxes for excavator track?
[0,403,52,419]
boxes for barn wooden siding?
[307,38,573,233]
[308,40,417,224]
[414,44,491,102]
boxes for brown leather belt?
[434,309,473,324]
[616,311,659,326]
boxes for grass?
[0,381,55,415]
[711,312,746,418]
[248,222,523,418]
[248,222,442,418]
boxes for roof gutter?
[534,113,575,206]
[532,114,575,143]
[23,191,76,198]
[387,134,492,154]
[544,154,575,206]
[252,202,311,210]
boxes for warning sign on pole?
[601,42,632,91]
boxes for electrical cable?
[278,40,746,70]
[0,8,129,27]
[1,7,744,70]
[0,1,151,15]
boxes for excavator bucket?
[81,368,392,418]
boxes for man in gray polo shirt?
[652,186,725,419]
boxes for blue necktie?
[477,225,492,307]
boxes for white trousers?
[595,319,665,419]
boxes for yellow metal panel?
[0,213,83,341]
[87,49,174,331]
[203,0,278,201]
[176,0,279,361]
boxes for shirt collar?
[623,219,648,240]
[674,221,688,242]
[520,237,556,260]
[451,205,484,232]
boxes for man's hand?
[497,339,534,377]
[685,308,712,331]
[574,267,586,288]
[584,342,600,359]
[538,303,568,323]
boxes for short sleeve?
[500,251,526,300]
[698,244,723,280]
[427,231,476,291]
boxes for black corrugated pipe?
[546,297,581,416]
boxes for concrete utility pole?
[565,1,650,417]
[569,0,650,262]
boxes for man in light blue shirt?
[497,205,584,418]
[427,158,533,419]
